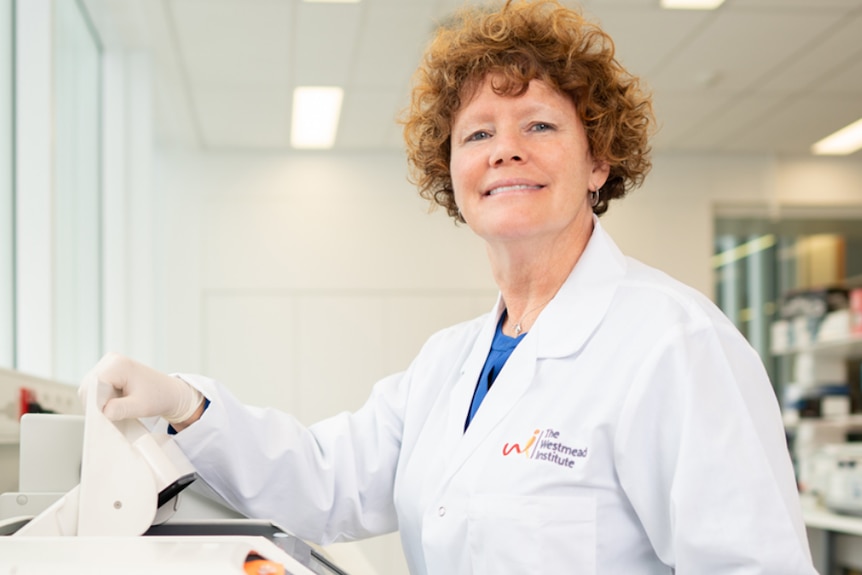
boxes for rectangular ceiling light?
[661,0,725,9]
[291,87,344,150]
[302,0,360,3]
[811,117,862,156]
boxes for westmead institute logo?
[502,428,588,470]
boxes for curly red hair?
[401,0,654,221]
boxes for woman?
[87,1,816,573]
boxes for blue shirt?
[464,312,526,430]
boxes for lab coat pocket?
[467,494,596,574]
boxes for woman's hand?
[82,352,204,427]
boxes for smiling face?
[449,77,610,248]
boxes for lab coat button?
[437,506,446,517]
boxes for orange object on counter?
[244,552,285,575]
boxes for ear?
[591,159,611,190]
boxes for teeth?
[488,184,540,196]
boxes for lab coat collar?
[497,216,627,359]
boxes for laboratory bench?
[804,495,862,574]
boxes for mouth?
[485,183,545,196]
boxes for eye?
[465,130,492,142]
[530,122,555,133]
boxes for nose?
[490,131,524,166]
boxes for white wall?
[152,148,862,574]
[154,150,497,400]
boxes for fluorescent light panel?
[811,117,862,156]
[302,0,360,3]
[661,0,725,9]
[291,87,344,149]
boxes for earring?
[589,188,600,208]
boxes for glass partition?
[53,0,101,383]
[714,216,862,397]
[0,0,12,368]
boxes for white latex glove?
[82,352,204,424]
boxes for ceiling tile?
[433,0,486,16]
[649,9,846,94]
[351,0,437,88]
[650,91,729,148]
[584,0,658,6]
[193,87,291,149]
[293,2,363,86]
[336,89,405,149]
[590,7,713,78]
[729,0,862,7]
[672,94,784,151]
[82,0,862,154]
[755,11,862,95]
[721,94,862,153]
[817,50,862,94]
[169,0,293,88]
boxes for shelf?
[804,502,862,537]
[772,334,862,358]
[785,414,862,432]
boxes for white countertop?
[802,495,862,536]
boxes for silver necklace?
[512,299,552,335]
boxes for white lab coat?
[174,219,816,575]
